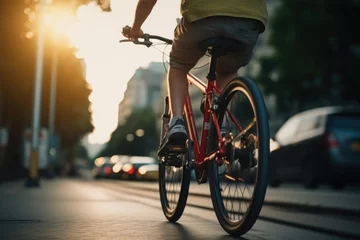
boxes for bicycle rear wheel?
[158,98,191,222]
[208,77,269,236]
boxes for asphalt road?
[0,178,359,240]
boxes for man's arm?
[132,0,157,31]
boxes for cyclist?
[123,0,268,156]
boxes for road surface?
[0,179,359,240]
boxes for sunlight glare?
[46,0,181,144]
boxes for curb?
[118,182,360,218]
[96,180,360,240]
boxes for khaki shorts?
[170,16,261,74]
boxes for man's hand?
[122,25,144,41]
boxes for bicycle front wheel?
[158,106,191,222]
[159,153,191,222]
[208,77,269,236]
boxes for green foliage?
[98,108,159,158]
[257,0,360,113]
[73,144,89,160]
[50,47,94,148]
[0,0,93,170]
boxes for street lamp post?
[47,44,58,176]
[49,49,58,141]
[26,0,46,187]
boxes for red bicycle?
[120,32,269,237]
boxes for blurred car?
[114,155,157,181]
[111,155,131,178]
[136,164,159,181]
[73,158,92,178]
[92,156,118,179]
[269,105,360,189]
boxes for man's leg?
[215,17,261,91]
[216,72,238,91]
[215,72,238,133]
[157,67,189,156]
[167,67,188,119]
[158,18,213,156]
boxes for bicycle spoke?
[160,149,191,222]
[214,88,263,224]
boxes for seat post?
[206,48,220,81]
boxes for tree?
[73,144,89,160]
[25,0,94,154]
[0,0,93,177]
[0,0,35,175]
[98,108,159,158]
[50,48,94,149]
[257,0,360,114]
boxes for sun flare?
[42,0,180,144]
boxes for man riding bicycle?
[123,0,268,156]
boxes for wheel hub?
[222,133,257,170]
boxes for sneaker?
[157,118,188,156]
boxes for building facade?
[118,62,165,126]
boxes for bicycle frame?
[121,33,269,235]
[119,33,244,182]
[184,73,231,175]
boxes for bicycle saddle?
[198,37,245,56]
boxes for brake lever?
[141,33,153,47]
[142,40,153,48]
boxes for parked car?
[269,105,360,189]
[136,164,159,181]
[114,156,157,181]
[111,155,131,178]
[92,156,117,179]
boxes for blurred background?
[1,0,359,188]
[0,1,360,239]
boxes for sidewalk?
[23,174,358,214]
[120,181,360,214]
[79,168,360,214]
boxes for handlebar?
[120,26,172,47]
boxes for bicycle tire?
[208,77,269,236]
[158,100,191,222]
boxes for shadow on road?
[161,222,257,240]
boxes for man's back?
[181,0,268,32]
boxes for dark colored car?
[92,157,116,179]
[269,106,360,189]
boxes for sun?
[41,0,181,144]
